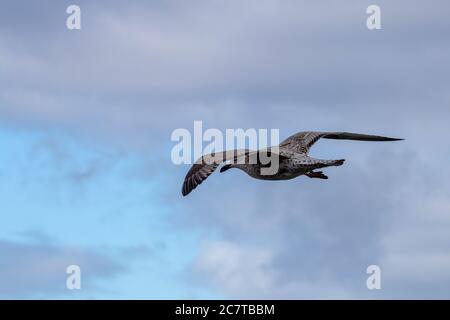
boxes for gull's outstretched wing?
[181,148,287,196]
[280,131,403,154]
[182,149,250,196]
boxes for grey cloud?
[179,147,450,299]
[0,238,125,298]
[118,242,166,260]
[0,0,449,299]
[23,137,123,187]
[0,0,449,146]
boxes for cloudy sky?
[0,0,449,299]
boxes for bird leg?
[305,171,328,179]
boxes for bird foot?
[306,171,328,179]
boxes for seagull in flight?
[182,131,403,196]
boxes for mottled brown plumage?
[182,131,403,196]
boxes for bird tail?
[316,159,345,167]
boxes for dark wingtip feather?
[382,137,404,141]
[181,182,189,196]
[323,132,405,142]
